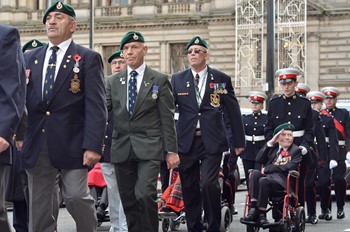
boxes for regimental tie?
[194,73,201,106]
[128,70,138,117]
[43,46,59,102]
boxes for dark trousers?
[13,200,28,232]
[331,161,346,210]
[179,136,222,232]
[242,159,261,190]
[317,162,331,211]
[298,155,317,215]
[115,151,160,232]
[249,170,284,209]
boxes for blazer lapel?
[50,42,76,102]
[115,69,128,115]
[200,67,214,109]
[31,46,48,102]
[132,66,153,117]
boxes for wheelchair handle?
[289,170,299,178]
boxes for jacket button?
[46,111,50,116]
[42,129,45,133]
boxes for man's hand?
[346,151,350,162]
[166,152,180,169]
[235,147,244,155]
[0,137,10,153]
[83,150,101,166]
[267,130,283,146]
[299,146,307,155]
[16,141,23,151]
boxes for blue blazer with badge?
[171,66,245,155]
[22,41,107,169]
[0,25,26,165]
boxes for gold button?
[46,111,50,116]
[288,112,291,115]
[42,129,45,133]
[105,135,108,139]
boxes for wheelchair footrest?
[261,220,285,229]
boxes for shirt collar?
[127,63,146,77]
[47,38,72,54]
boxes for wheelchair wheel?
[169,219,180,231]
[220,206,231,232]
[293,207,305,232]
[246,224,260,232]
[162,218,169,232]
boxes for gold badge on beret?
[133,33,139,40]
[283,75,287,79]
[120,52,124,58]
[194,38,200,44]
[57,2,63,9]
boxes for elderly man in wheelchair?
[241,123,302,227]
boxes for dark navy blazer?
[171,66,245,155]
[22,41,107,169]
[0,25,26,165]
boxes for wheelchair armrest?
[288,170,299,178]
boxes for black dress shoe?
[337,208,345,219]
[96,204,106,221]
[243,208,258,221]
[319,209,332,221]
[306,214,318,224]
[258,212,269,225]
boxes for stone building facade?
[1,0,349,107]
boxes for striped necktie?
[43,46,59,102]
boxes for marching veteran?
[21,2,107,231]
[171,36,245,232]
[106,31,179,232]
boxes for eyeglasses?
[186,49,207,55]
[111,60,126,66]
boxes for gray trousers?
[26,142,97,232]
[0,165,12,232]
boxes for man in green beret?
[106,31,179,232]
[242,123,302,225]
[108,49,126,75]
[21,1,107,232]
[22,39,46,53]
[171,36,245,231]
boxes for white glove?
[329,160,338,169]
[299,146,307,155]
[346,151,350,162]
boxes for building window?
[104,45,120,76]
[170,43,189,74]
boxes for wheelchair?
[158,152,233,232]
[240,169,305,232]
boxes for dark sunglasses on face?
[186,49,207,55]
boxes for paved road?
[7,187,350,232]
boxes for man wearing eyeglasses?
[171,36,245,231]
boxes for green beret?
[273,123,295,136]
[120,31,145,50]
[43,1,76,24]
[22,39,46,53]
[108,50,124,64]
[185,36,208,51]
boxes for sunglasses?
[186,49,207,55]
